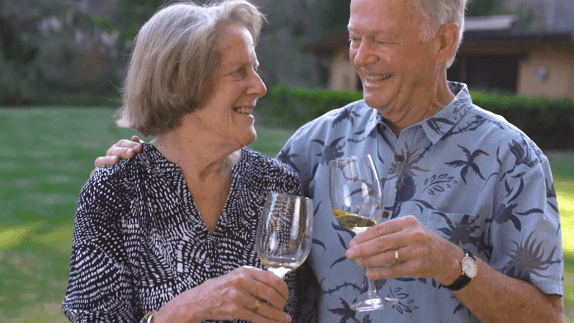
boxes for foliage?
[255,85,363,129]
[471,91,574,150]
[256,86,574,150]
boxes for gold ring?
[254,299,261,311]
[395,249,400,263]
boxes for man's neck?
[383,78,455,137]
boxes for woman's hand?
[90,135,143,177]
[153,266,292,323]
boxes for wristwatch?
[445,249,477,291]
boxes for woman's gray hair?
[116,0,264,136]
[414,0,468,68]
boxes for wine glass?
[329,154,399,312]
[256,192,314,279]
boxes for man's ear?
[434,22,459,66]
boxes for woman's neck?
[151,131,241,183]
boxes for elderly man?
[96,0,564,321]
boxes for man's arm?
[455,251,564,322]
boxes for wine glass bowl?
[256,192,313,279]
[329,154,383,233]
[329,154,399,311]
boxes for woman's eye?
[231,68,247,78]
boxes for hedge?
[255,86,574,150]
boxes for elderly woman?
[61,1,306,322]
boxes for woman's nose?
[249,71,267,98]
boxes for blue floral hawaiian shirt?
[276,82,563,322]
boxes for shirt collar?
[420,81,473,144]
[370,82,473,143]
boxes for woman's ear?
[434,22,459,66]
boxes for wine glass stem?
[367,278,378,297]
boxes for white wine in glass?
[329,154,399,311]
[256,192,314,279]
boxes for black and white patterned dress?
[62,143,308,322]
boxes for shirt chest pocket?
[418,207,486,249]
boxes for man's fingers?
[94,156,119,168]
[105,146,137,160]
[354,247,399,268]
[109,139,142,153]
[365,261,414,281]
[346,228,405,260]
[348,217,412,248]
[130,135,141,143]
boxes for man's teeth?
[366,74,392,82]
[234,107,253,114]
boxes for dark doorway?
[448,55,519,93]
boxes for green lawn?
[0,107,572,322]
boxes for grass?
[0,107,572,322]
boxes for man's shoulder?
[465,104,547,162]
[293,99,376,135]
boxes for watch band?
[445,249,476,291]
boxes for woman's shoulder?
[241,147,297,175]
[83,144,160,199]
[240,148,303,195]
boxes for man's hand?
[90,135,143,177]
[345,215,462,286]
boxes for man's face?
[349,0,439,116]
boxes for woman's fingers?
[241,299,292,323]
[199,267,291,322]
[232,267,289,310]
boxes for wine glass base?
[350,297,399,312]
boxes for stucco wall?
[330,48,359,91]
[517,44,574,100]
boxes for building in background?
[302,1,574,100]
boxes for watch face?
[462,257,477,278]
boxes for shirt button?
[396,155,405,162]
[382,211,389,218]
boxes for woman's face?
[192,23,266,150]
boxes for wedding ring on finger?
[253,299,261,311]
[395,249,400,263]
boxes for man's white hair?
[414,0,468,68]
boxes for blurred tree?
[0,0,124,105]
[312,0,350,39]
[466,0,543,31]
[466,0,509,17]
[253,0,326,88]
